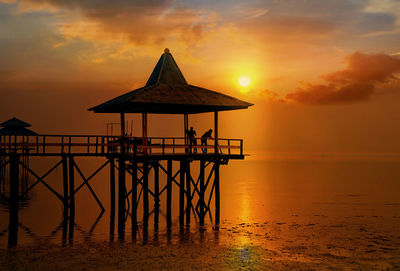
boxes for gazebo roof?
[0,117,31,127]
[89,49,253,114]
[0,117,37,135]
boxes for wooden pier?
[0,48,252,246]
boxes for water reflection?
[2,158,400,249]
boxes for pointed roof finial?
[145,48,187,86]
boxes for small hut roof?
[0,117,37,135]
[1,117,31,127]
[89,48,253,114]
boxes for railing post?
[36,136,39,153]
[43,136,46,154]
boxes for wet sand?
[1,216,399,270]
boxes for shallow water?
[0,156,400,248]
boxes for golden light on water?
[238,75,251,87]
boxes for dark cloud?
[285,52,400,105]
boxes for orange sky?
[1,0,400,155]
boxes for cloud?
[11,0,215,49]
[285,52,400,105]
[260,89,285,103]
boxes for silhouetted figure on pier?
[187,126,197,153]
[201,129,213,153]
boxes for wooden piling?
[167,159,172,228]
[143,161,149,226]
[214,111,218,154]
[61,155,69,226]
[185,160,191,225]
[215,163,220,226]
[8,154,19,247]
[109,158,115,240]
[68,156,75,240]
[131,161,137,229]
[179,160,185,226]
[118,156,126,240]
[199,160,205,226]
[153,162,159,226]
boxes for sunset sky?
[1,0,400,155]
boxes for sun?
[238,75,251,87]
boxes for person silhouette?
[201,129,213,153]
[187,126,197,153]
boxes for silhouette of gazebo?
[0,117,37,135]
[89,48,252,152]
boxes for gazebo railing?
[0,135,243,156]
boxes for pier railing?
[0,135,243,156]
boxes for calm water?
[1,156,400,247]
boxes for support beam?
[8,154,19,247]
[109,158,115,241]
[185,160,191,225]
[131,161,137,229]
[143,161,149,226]
[167,160,172,228]
[215,163,220,226]
[68,156,75,241]
[62,155,69,218]
[153,162,160,227]
[214,111,218,154]
[179,160,185,226]
[199,160,205,226]
[118,157,126,240]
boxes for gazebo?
[89,48,252,154]
[0,117,37,136]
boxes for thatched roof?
[89,48,253,114]
[0,117,37,135]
